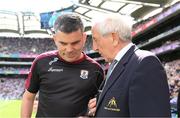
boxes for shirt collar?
[114,43,134,62]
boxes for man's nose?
[92,42,98,51]
[66,45,74,52]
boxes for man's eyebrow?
[58,41,67,44]
[58,40,81,44]
[71,40,81,44]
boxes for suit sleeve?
[129,55,171,117]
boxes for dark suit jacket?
[95,45,171,117]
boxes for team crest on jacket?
[80,70,89,79]
[104,97,120,112]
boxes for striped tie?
[105,60,118,83]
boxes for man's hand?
[88,98,97,116]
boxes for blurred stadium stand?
[0,0,179,116]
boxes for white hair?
[91,13,133,41]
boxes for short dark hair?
[54,13,84,33]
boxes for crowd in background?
[0,36,93,55]
[165,60,180,99]
[0,37,179,112]
[151,40,179,55]
[0,67,29,72]
[0,78,25,100]
[0,37,56,55]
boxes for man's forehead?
[59,38,81,42]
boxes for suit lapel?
[96,45,138,110]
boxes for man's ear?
[52,34,56,41]
[112,33,119,46]
[83,32,87,44]
[52,34,58,46]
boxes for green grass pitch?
[0,100,36,118]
